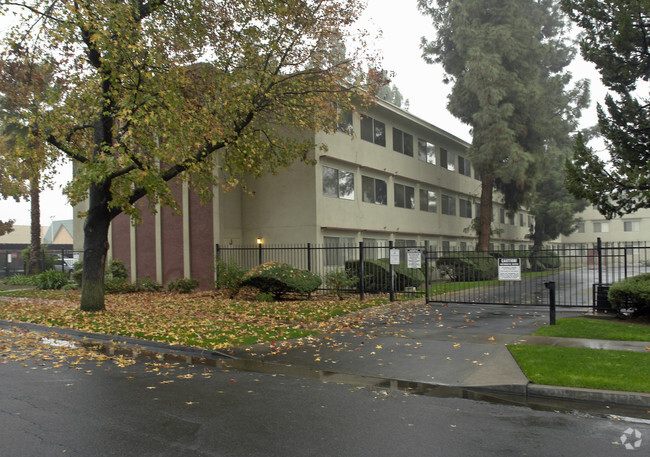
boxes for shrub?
[33,270,70,290]
[71,260,83,285]
[21,247,57,274]
[255,292,275,302]
[528,250,561,272]
[134,276,163,292]
[104,277,135,294]
[167,278,200,294]
[2,274,36,286]
[216,259,246,298]
[242,262,321,299]
[107,259,129,280]
[344,258,425,293]
[325,270,358,300]
[436,252,497,282]
[608,273,650,316]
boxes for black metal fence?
[216,242,430,301]
[216,239,649,308]
[426,240,649,309]
[0,248,81,279]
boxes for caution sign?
[498,258,521,281]
[407,249,422,269]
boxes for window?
[441,194,456,216]
[528,215,534,228]
[394,183,415,209]
[322,166,354,200]
[593,221,609,233]
[362,176,387,205]
[440,148,456,171]
[360,115,386,146]
[324,236,355,266]
[499,208,505,224]
[393,128,414,157]
[459,198,472,218]
[363,238,387,260]
[519,213,526,227]
[624,221,640,232]
[419,189,437,213]
[474,203,481,220]
[577,222,585,233]
[458,155,471,177]
[508,213,515,225]
[418,139,436,165]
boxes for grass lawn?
[508,345,650,393]
[0,289,389,350]
[533,318,650,342]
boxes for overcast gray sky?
[0,0,607,227]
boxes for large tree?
[0,57,58,274]
[0,0,374,311]
[561,0,650,218]
[418,0,585,251]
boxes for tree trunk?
[532,221,544,251]
[29,176,41,275]
[477,174,494,252]
[80,183,112,312]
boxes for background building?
[75,99,534,287]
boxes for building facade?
[559,207,650,245]
[76,99,535,287]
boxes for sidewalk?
[227,300,650,414]
[2,299,649,416]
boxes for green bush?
[104,277,135,294]
[608,273,650,316]
[255,292,275,302]
[242,262,321,299]
[107,259,129,280]
[436,252,497,282]
[71,260,83,285]
[33,270,70,290]
[344,258,425,293]
[134,276,162,292]
[216,259,246,298]
[325,270,358,299]
[167,278,200,294]
[21,247,57,274]
[2,274,36,286]
[528,250,561,272]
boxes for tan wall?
[560,207,650,244]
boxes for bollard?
[544,281,556,325]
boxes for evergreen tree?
[419,0,586,250]
[561,0,650,217]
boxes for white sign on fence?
[390,249,400,265]
[407,249,421,269]
[498,258,521,281]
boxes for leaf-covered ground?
[0,290,390,350]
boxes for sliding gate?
[426,240,650,308]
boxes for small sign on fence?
[407,249,421,269]
[498,258,521,281]
[390,249,400,265]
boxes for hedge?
[608,273,650,316]
[436,252,497,282]
[344,258,425,293]
[242,262,321,299]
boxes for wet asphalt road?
[1,355,648,457]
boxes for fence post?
[307,243,312,271]
[388,241,395,302]
[359,241,365,301]
[215,244,220,286]
[597,237,603,285]
[258,242,263,266]
[424,241,430,304]
[544,281,556,325]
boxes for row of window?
[576,220,641,233]
[356,114,476,179]
[323,165,477,217]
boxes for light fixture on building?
[256,236,263,245]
